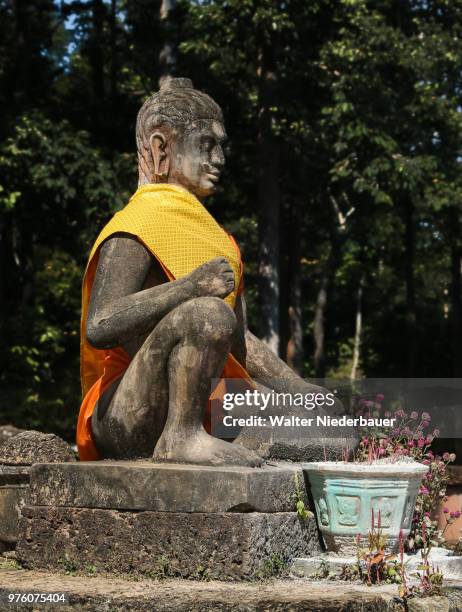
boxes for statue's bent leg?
[91,296,262,466]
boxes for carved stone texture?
[17,506,321,580]
[0,431,76,466]
[336,495,360,527]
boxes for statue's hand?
[189,257,235,299]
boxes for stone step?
[0,568,405,611]
[291,547,462,581]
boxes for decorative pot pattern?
[304,461,428,555]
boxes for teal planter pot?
[303,461,429,555]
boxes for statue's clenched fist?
[189,256,235,299]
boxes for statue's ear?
[149,131,170,182]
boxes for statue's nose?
[212,147,225,168]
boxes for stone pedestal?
[17,461,321,580]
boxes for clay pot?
[437,466,462,545]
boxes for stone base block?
[16,506,320,580]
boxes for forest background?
[1,0,461,441]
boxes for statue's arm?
[86,234,234,349]
[238,295,324,395]
[245,332,307,393]
[233,295,300,391]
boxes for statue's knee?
[181,297,237,342]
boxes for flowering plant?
[353,395,456,551]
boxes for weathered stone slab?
[16,506,321,580]
[291,546,462,581]
[0,487,28,545]
[29,461,306,513]
[0,465,29,486]
[0,569,413,612]
[0,466,30,549]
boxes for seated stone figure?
[77,77,347,466]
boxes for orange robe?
[77,184,250,461]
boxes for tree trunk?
[90,0,105,103]
[313,227,342,379]
[286,200,303,373]
[109,0,118,105]
[0,216,5,331]
[257,39,280,355]
[314,270,329,378]
[159,0,177,82]
[450,245,462,376]
[404,196,417,376]
[350,276,364,381]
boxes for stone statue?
[77,77,351,466]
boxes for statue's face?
[169,119,226,199]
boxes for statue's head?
[136,77,226,199]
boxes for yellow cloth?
[89,184,241,303]
[80,182,243,398]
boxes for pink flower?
[424,512,430,517]
[443,452,450,461]
[410,411,418,420]
[408,440,415,448]
[422,459,430,465]
[420,486,429,495]
[421,412,431,422]
[450,511,461,519]
[443,506,449,513]
[361,437,369,446]
[433,428,440,437]
[378,448,386,456]
[450,453,456,462]
[417,438,425,448]
[376,394,385,402]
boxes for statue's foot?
[152,429,262,467]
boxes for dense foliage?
[1,0,462,440]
